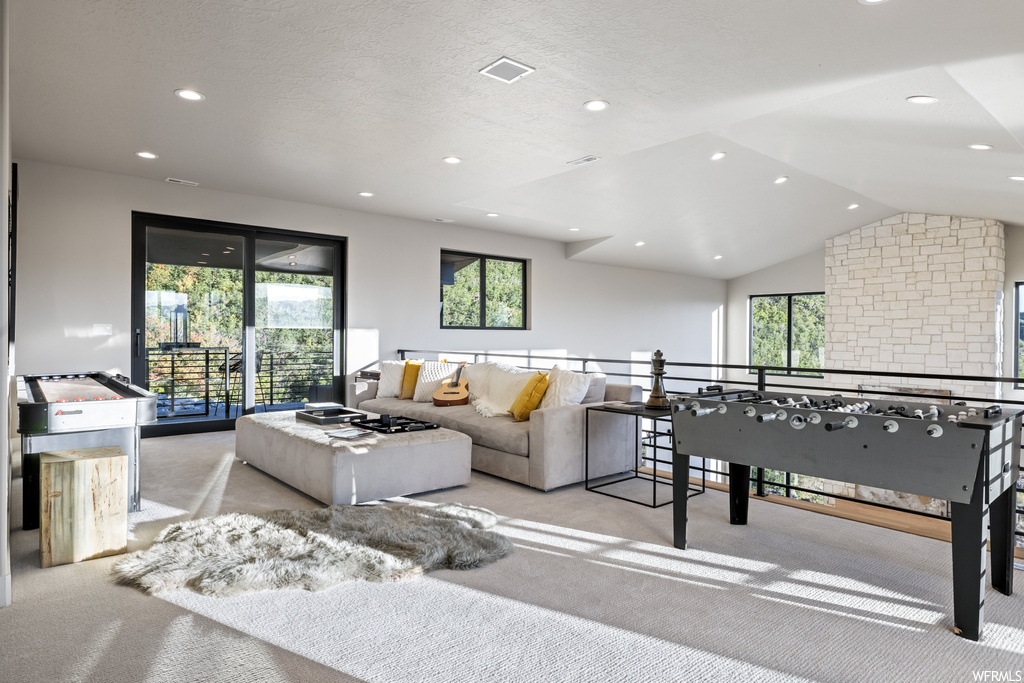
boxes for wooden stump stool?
[39,446,128,568]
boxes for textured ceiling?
[10,0,1024,278]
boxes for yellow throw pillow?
[509,372,549,422]
[399,360,423,400]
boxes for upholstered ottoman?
[235,411,472,505]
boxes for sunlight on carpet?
[161,574,815,683]
[127,499,189,541]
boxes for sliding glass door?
[254,237,337,413]
[132,213,344,435]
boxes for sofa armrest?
[604,383,642,402]
[528,401,639,491]
[346,380,378,408]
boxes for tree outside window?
[750,292,824,375]
[441,250,526,329]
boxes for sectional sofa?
[346,361,642,491]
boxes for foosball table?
[670,389,1021,641]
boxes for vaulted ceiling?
[10,0,1024,278]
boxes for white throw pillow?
[413,361,459,402]
[539,366,592,409]
[472,363,534,417]
[376,360,406,399]
[462,362,493,402]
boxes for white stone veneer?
[824,213,1005,513]
[825,212,1005,400]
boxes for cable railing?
[147,347,333,418]
[395,348,1024,551]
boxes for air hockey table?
[17,372,157,529]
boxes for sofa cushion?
[509,371,549,422]
[358,398,530,457]
[376,360,406,399]
[412,361,459,402]
[540,366,591,409]
[399,360,423,399]
[581,373,607,404]
[471,363,535,417]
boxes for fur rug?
[112,502,513,597]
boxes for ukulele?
[432,362,470,406]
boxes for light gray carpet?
[1,431,1022,682]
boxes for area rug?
[112,502,513,597]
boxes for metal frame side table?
[585,402,705,507]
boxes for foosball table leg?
[729,463,751,525]
[950,457,986,641]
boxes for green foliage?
[442,259,481,327]
[145,262,335,405]
[751,296,787,367]
[441,256,524,328]
[486,259,524,327]
[751,293,824,373]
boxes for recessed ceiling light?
[225,246,235,250]
[774,176,789,184]
[848,203,860,210]
[201,253,209,256]
[968,144,994,151]
[175,89,205,101]
[1010,176,1024,182]
[906,95,938,104]
[583,100,609,112]
[569,228,580,232]
[635,241,645,247]
[223,251,231,254]
[442,156,462,164]
[197,261,207,265]
[289,262,297,266]
[358,191,374,197]
[858,0,889,5]
[713,255,723,260]
[710,152,726,161]
[486,213,499,217]
[135,151,158,159]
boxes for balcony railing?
[146,346,333,418]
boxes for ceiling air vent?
[479,57,535,84]
[567,155,600,166]
[165,177,199,186]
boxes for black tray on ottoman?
[295,407,367,425]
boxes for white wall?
[1,0,12,609]
[14,160,725,383]
[723,247,826,384]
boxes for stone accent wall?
[825,213,1005,399]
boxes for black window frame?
[1015,282,1024,386]
[440,249,527,330]
[749,291,825,376]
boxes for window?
[440,250,526,329]
[750,292,824,374]
[1016,283,1024,382]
